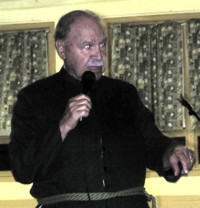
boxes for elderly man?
[9,10,195,208]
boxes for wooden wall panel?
[0,200,37,208]
[156,195,200,208]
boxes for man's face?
[61,17,107,80]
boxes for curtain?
[109,21,183,130]
[188,19,200,129]
[0,29,49,135]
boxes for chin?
[87,67,104,78]
[95,73,102,80]
[93,70,103,80]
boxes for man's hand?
[59,94,92,140]
[163,145,195,176]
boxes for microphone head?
[81,71,96,95]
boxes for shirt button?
[100,138,103,145]
[102,179,106,187]
[101,151,104,159]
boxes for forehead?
[67,17,105,43]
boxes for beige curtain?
[188,19,200,129]
[109,21,183,130]
[0,29,49,135]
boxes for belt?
[37,187,156,208]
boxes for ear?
[55,40,66,60]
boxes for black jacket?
[9,67,177,208]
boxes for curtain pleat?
[188,19,200,129]
[109,22,183,130]
[0,29,48,134]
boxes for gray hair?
[54,10,105,41]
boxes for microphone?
[80,71,95,121]
[80,71,96,207]
[81,71,96,96]
[177,94,200,121]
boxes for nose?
[92,45,103,60]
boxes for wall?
[1,0,200,207]
[1,0,200,72]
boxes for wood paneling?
[156,195,200,208]
[0,200,37,208]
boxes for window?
[0,22,55,137]
[106,13,200,175]
[0,22,55,173]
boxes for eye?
[100,39,107,50]
[100,42,106,49]
[84,45,90,49]
[83,43,93,50]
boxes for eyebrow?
[81,37,108,46]
[100,37,108,44]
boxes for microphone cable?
[79,121,94,208]
[79,71,96,208]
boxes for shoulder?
[19,69,64,97]
[15,70,66,109]
[100,75,139,95]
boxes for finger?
[181,148,195,171]
[61,95,92,129]
[67,106,89,122]
[188,149,195,168]
[169,152,181,176]
[78,108,91,119]
[69,94,91,103]
[62,101,90,125]
[173,147,189,175]
[178,154,189,175]
[68,97,92,113]
[182,148,191,172]
[171,161,180,176]
[69,99,92,112]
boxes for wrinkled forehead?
[67,17,106,42]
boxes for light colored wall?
[1,0,200,72]
[1,0,200,207]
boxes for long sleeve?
[9,89,64,184]
[132,86,180,181]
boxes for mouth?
[86,66,104,80]
[87,66,103,73]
